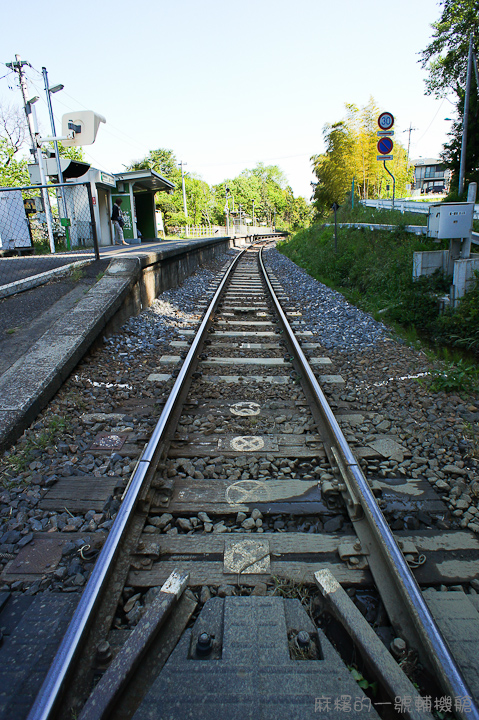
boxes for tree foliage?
[311,98,413,216]
[0,139,29,186]
[441,74,479,193]
[0,104,30,187]
[212,163,310,230]
[419,0,479,97]
[420,0,479,194]
[128,148,312,232]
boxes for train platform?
[0,236,235,452]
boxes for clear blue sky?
[1,0,453,199]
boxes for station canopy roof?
[114,169,175,193]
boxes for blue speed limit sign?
[377,137,394,155]
[378,112,394,130]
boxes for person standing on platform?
[111,198,127,245]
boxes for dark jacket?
[111,203,122,222]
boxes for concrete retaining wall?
[0,235,237,451]
[103,236,236,336]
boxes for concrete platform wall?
[0,236,237,451]
[103,236,235,337]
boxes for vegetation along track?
[22,240,479,719]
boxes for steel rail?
[27,245,248,720]
[258,246,479,720]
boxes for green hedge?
[278,217,479,357]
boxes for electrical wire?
[414,98,446,144]
[18,66,311,179]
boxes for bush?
[278,216,479,359]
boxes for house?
[412,158,451,196]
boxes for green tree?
[311,98,413,217]
[0,139,29,186]
[420,0,479,194]
[420,0,479,96]
[311,121,356,214]
[0,103,29,187]
[128,148,181,184]
[212,163,304,229]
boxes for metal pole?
[333,203,338,252]
[7,56,55,252]
[473,50,479,96]
[86,182,100,261]
[351,178,355,209]
[383,161,396,209]
[42,68,64,185]
[459,33,474,196]
[42,67,67,221]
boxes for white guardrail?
[361,198,479,245]
[362,198,479,220]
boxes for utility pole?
[459,33,474,196]
[178,161,188,237]
[178,161,188,217]
[6,55,36,155]
[403,122,417,167]
[6,55,55,252]
[225,187,230,236]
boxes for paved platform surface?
[0,237,232,452]
[0,239,216,297]
[0,592,79,720]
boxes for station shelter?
[110,170,175,244]
[27,160,175,247]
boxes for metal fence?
[0,181,99,292]
[179,224,274,238]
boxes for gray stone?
[200,586,211,604]
[217,584,235,597]
[323,516,344,533]
[213,522,228,534]
[177,517,193,532]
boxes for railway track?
[15,240,479,719]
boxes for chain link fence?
[0,181,99,291]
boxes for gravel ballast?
[0,244,477,596]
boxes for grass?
[96,271,105,282]
[279,206,479,393]
[334,203,427,227]
[423,358,479,394]
[5,328,17,335]
[1,415,69,484]
[70,266,85,282]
